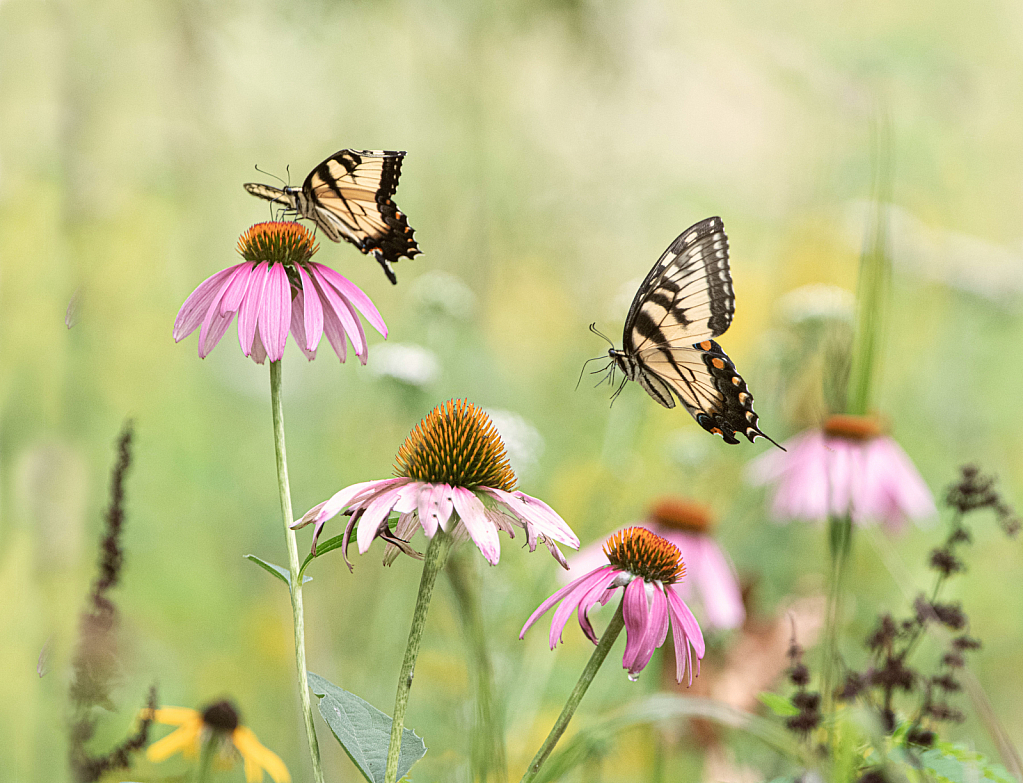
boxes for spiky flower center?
[650,497,713,534]
[394,399,517,492]
[823,413,885,441]
[237,221,318,267]
[603,526,686,584]
[202,700,240,734]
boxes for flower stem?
[822,515,852,717]
[385,530,455,783]
[446,549,508,782]
[520,602,626,783]
[194,736,216,783]
[269,360,324,783]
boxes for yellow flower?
[144,701,290,783]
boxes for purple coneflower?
[145,700,290,783]
[294,399,579,566]
[748,414,935,531]
[173,222,386,364]
[521,526,705,683]
[566,498,745,630]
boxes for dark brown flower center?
[604,526,686,584]
[394,399,517,492]
[201,700,240,734]
[237,221,318,267]
[650,497,714,533]
[823,413,885,441]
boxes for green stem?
[193,736,217,783]
[269,360,324,783]
[822,515,852,718]
[385,530,455,783]
[446,549,508,782]
[520,602,626,783]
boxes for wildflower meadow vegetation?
[3,1,1023,782]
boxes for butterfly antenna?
[588,322,615,347]
[253,164,287,188]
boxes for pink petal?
[625,585,669,676]
[219,263,256,315]
[296,265,324,352]
[519,567,606,641]
[173,265,238,340]
[482,488,579,548]
[666,586,706,684]
[311,262,388,338]
[621,579,653,672]
[194,266,253,357]
[452,488,500,565]
[308,264,364,359]
[249,328,268,365]
[289,290,317,360]
[548,567,620,649]
[237,262,270,357]
[258,263,292,362]
[574,568,624,643]
[419,483,454,536]
[356,488,404,553]
[299,479,405,527]
[689,536,745,630]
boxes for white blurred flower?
[845,201,1023,305]
[777,284,855,324]
[409,270,477,320]
[369,343,440,387]
[484,408,545,480]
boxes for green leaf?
[917,743,1018,783]
[758,692,799,717]
[307,672,426,783]
[243,555,312,587]
[299,534,349,579]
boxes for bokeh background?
[2,0,1022,780]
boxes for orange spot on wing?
[712,358,725,370]
[700,341,712,350]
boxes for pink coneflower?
[521,526,705,683]
[173,222,386,364]
[748,414,936,531]
[294,399,579,567]
[565,498,745,630]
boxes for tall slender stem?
[269,360,324,783]
[447,549,508,782]
[385,530,455,783]
[822,515,852,717]
[520,602,626,783]
[193,736,216,783]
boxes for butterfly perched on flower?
[244,149,420,284]
[603,217,781,447]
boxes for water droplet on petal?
[627,672,639,682]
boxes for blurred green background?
[2,0,1022,780]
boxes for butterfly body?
[607,217,780,447]
[245,149,420,284]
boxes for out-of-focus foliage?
[1,0,1021,779]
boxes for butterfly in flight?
[601,216,781,447]
[244,149,420,284]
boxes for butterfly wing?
[623,216,733,355]
[616,217,779,446]
[637,340,779,446]
[301,149,420,283]
[243,182,296,209]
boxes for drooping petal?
[249,326,268,365]
[146,719,203,762]
[195,265,253,357]
[482,488,579,548]
[258,262,292,362]
[232,726,291,783]
[295,478,404,529]
[173,266,239,341]
[625,584,669,676]
[688,536,745,630]
[356,487,404,553]
[311,261,388,337]
[621,578,653,672]
[296,265,324,353]
[452,487,501,565]
[219,262,256,315]
[308,264,364,358]
[418,483,454,536]
[666,585,706,684]
[237,262,270,357]
[573,567,625,643]
[288,290,317,360]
